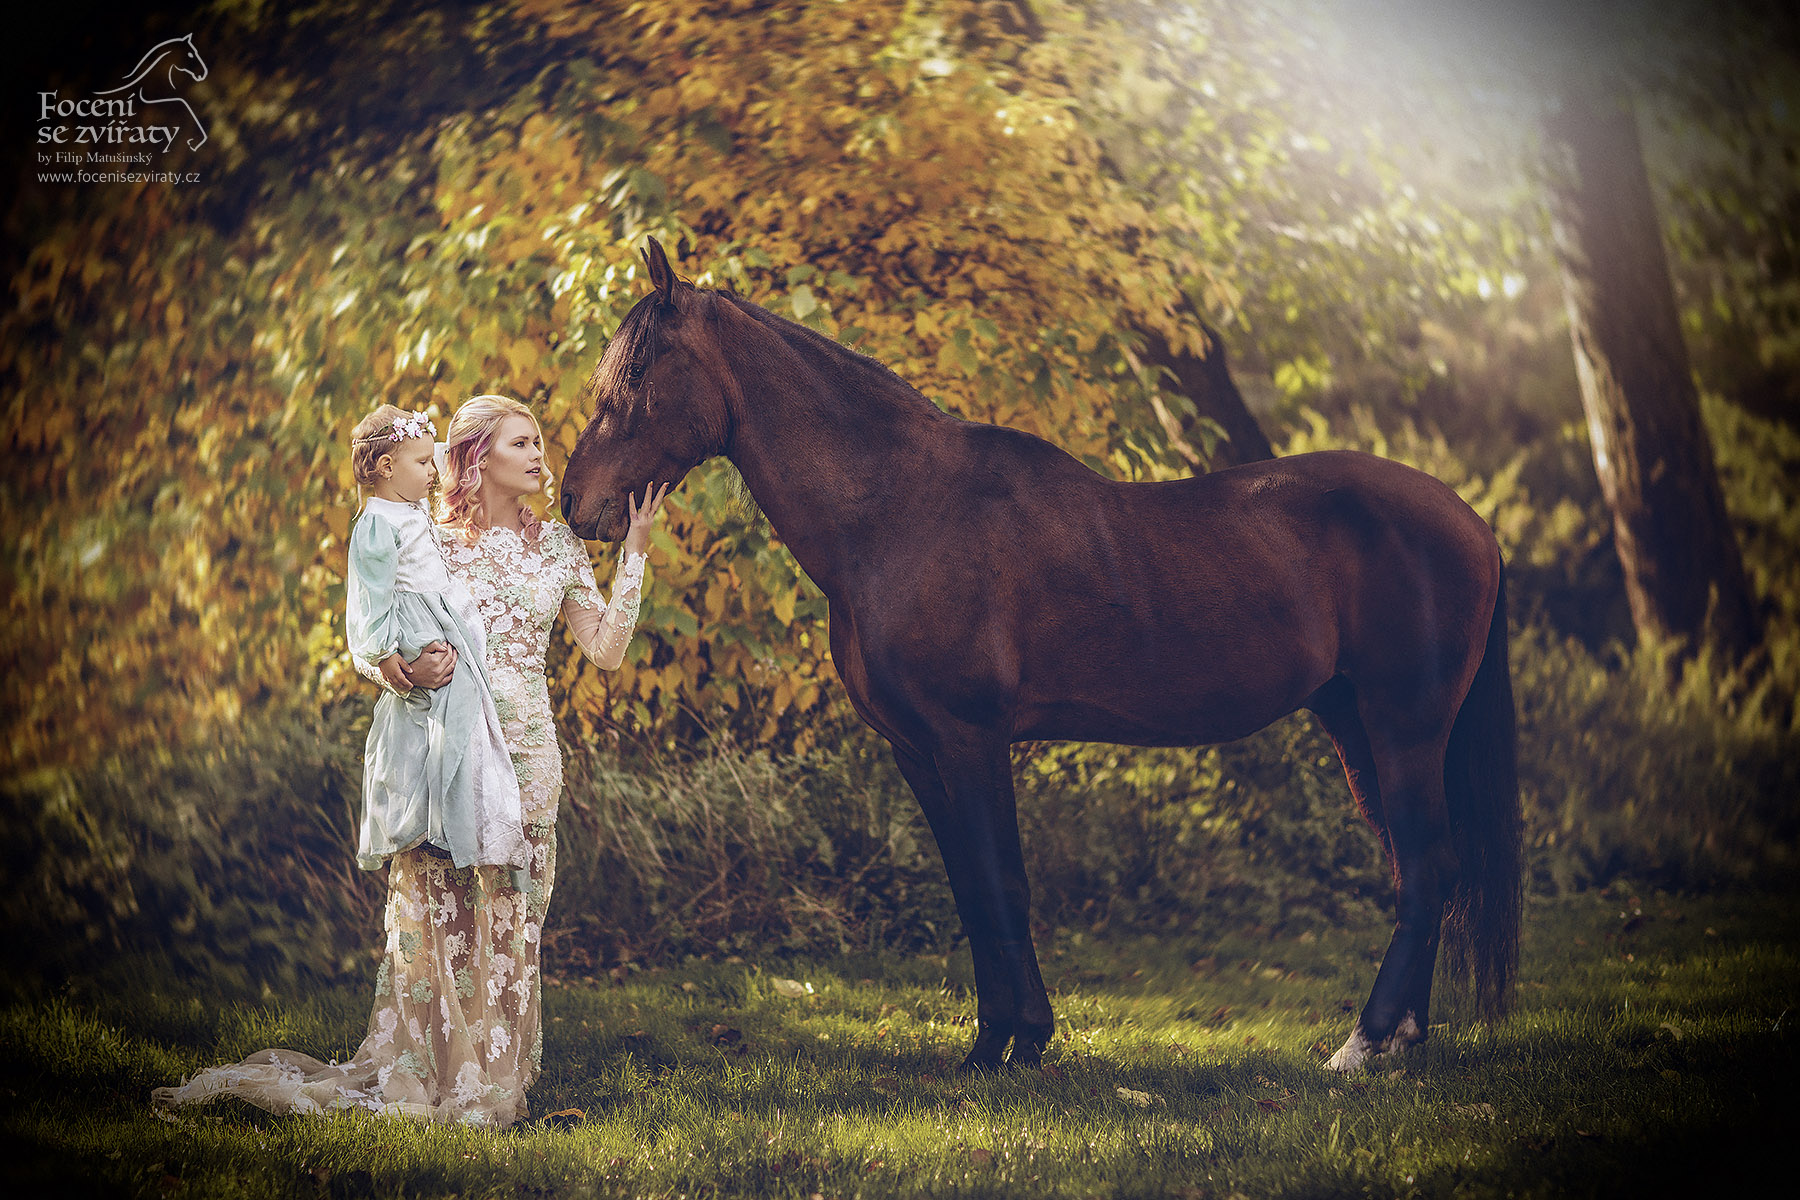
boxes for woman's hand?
[407,641,458,689]
[377,652,414,692]
[622,481,672,557]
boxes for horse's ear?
[642,237,676,308]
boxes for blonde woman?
[155,396,666,1126]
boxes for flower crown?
[354,411,434,445]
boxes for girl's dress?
[345,496,526,876]
[152,519,646,1126]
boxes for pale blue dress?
[346,496,527,877]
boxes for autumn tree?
[0,0,1655,768]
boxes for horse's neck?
[722,318,954,600]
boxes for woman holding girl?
[155,395,667,1126]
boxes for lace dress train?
[153,521,644,1126]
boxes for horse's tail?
[1441,561,1522,1020]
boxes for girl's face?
[382,435,439,503]
[481,414,545,499]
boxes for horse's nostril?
[560,491,575,520]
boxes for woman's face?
[383,435,438,503]
[481,413,546,500]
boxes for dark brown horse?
[563,238,1520,1072]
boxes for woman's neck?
[476,488,530,531]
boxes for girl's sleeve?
[559,525,648,672]
[347,509,403,682]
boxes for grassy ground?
[2,886,1796,1199]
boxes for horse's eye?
[627,360,646,385]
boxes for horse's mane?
[716,293,942,418]
[589,289,670,419]
[596,280,949,430]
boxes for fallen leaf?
[969,1148,994,1165]
[1116,1086,1163,1108]
[1255,1098,1285,1113]
[709,1024,742,1046]
[772,978,812,998]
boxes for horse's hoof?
[959,1037,1012,1073]
[1325,1012,1425,1072]
[1004,1044,1042,1068]
[1004,1021,1054,1068]
[957,1053,1005,1074]
[1324,1027,1375,1073]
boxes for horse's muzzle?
[561,488,607,540]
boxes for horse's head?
[562,238,733,541]
[174,35,208,83]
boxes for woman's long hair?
[437,394,544,544]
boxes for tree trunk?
[1541,75,1761,661]
[1139,313,1276,469]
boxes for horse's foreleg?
[936,736,1054,1068]
[1328,735,1455,1073]
[895,737,1053,1070]
[890,746,1015,1068]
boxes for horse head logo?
[95,34,209,151]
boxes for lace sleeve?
[353,650,405,694]
[559,527,648,672]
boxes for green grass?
[3,888,1796,1199]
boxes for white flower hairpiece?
[356,411,434,445]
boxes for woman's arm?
[562,548,647,671]
[559,483,668,671]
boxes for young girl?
[345,404,527,880]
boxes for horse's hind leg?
[1327,721,1457,1073]
[1310,678,1392,862]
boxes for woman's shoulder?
[537,519,592,561]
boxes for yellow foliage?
[3,0,1231,769]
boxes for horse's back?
[916,440,1500,745]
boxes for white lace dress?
[153,520,645,1127]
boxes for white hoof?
[1325,1027,1375,1072]
[1325,1011,1424,1072]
